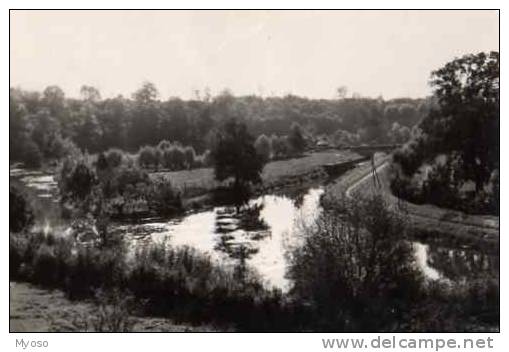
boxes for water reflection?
[11,166,499,292]
[424,242,498,281]
[146,188,325,291]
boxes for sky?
[10,10,499,100]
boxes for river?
[10,166,498,292]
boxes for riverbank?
[326,154,499,252]
[10,282,219,332]
[10,149,362,220]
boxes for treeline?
[10,83,431,167]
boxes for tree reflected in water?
[426,243,499,281]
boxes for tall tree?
[288,122,306,154]
[80,85,102,103]
[422,51,499,191]
[9,92,30,160]
[254,134,272,162]
[211,119,266,207]
[129,82,161,149]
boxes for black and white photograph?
[8,9,500,336]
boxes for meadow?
[150,149,361,197]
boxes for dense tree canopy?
[10,83,429,168]
[211,119,266,206]
[392,51,499,214]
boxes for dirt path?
[10,282,218,332]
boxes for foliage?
[387,122,411,144]
[10,213,498,331]
[105,148,124,168]
[21,141,43,168]
[254,134,272,161]
[137,146,159,168]
[183,146,196,169]
[332,129,360,147]
[289,195,423,331]
[9,231,296,331]
[58,156,98,214]
[73,289,137,332]
[391,52,499,214]
[57,151,181,219]
[147,177,182,216]
[270,135,291,159]
[288,122,307,154]
[10,187,34,233]
[10,83,430,165]
[211,119,266,206]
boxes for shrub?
[271,135,290,159]
[157,140,172,150]
[160,145,186,170]
[10,186,34,233]
[411,276,499,331]
[184,146,196,169]
[254,134,271,161]
[47,135,81,160]
[289,194,424,331]
[202,150,213,167]
[66,244,127,299]
[10,232,72,284]
[137,146,158,168]
[32,244,59,284]
[22,141,43,168]
[72,288,137,332]
[105,148,124,168]
[168,146,186,170]
[288,122,306,154]
[58,157,97,203]
[147,177,182,216]
[10,233,28,278]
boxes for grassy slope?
[327,155,499,250]
[150,150,361,196]
[352,163,499,230]
[9,282,218,332]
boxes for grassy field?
[9,282,218,332]
[150,150,361,196]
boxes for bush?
[159,145,186,170]
[271,135,290,159]
[147,177,182,216]
[10,224,498,331]
[184,146,196,169]
[9,229,296,331]
[105,148,124,168]
[411,277,499,331]
[137,146,158,168]
[66,244,127,299]
[58,157,98,217]
[73,289,137,332]
[22,141,43,168]
[157,140,172,150]
[168,146,186,170]
[254,134,271,161]
[47,135,81,160]
[10,233,28,278]
[10,186,34,233]
[289,194,424,331]
[10,232,71,283]
[202,150,213,167]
